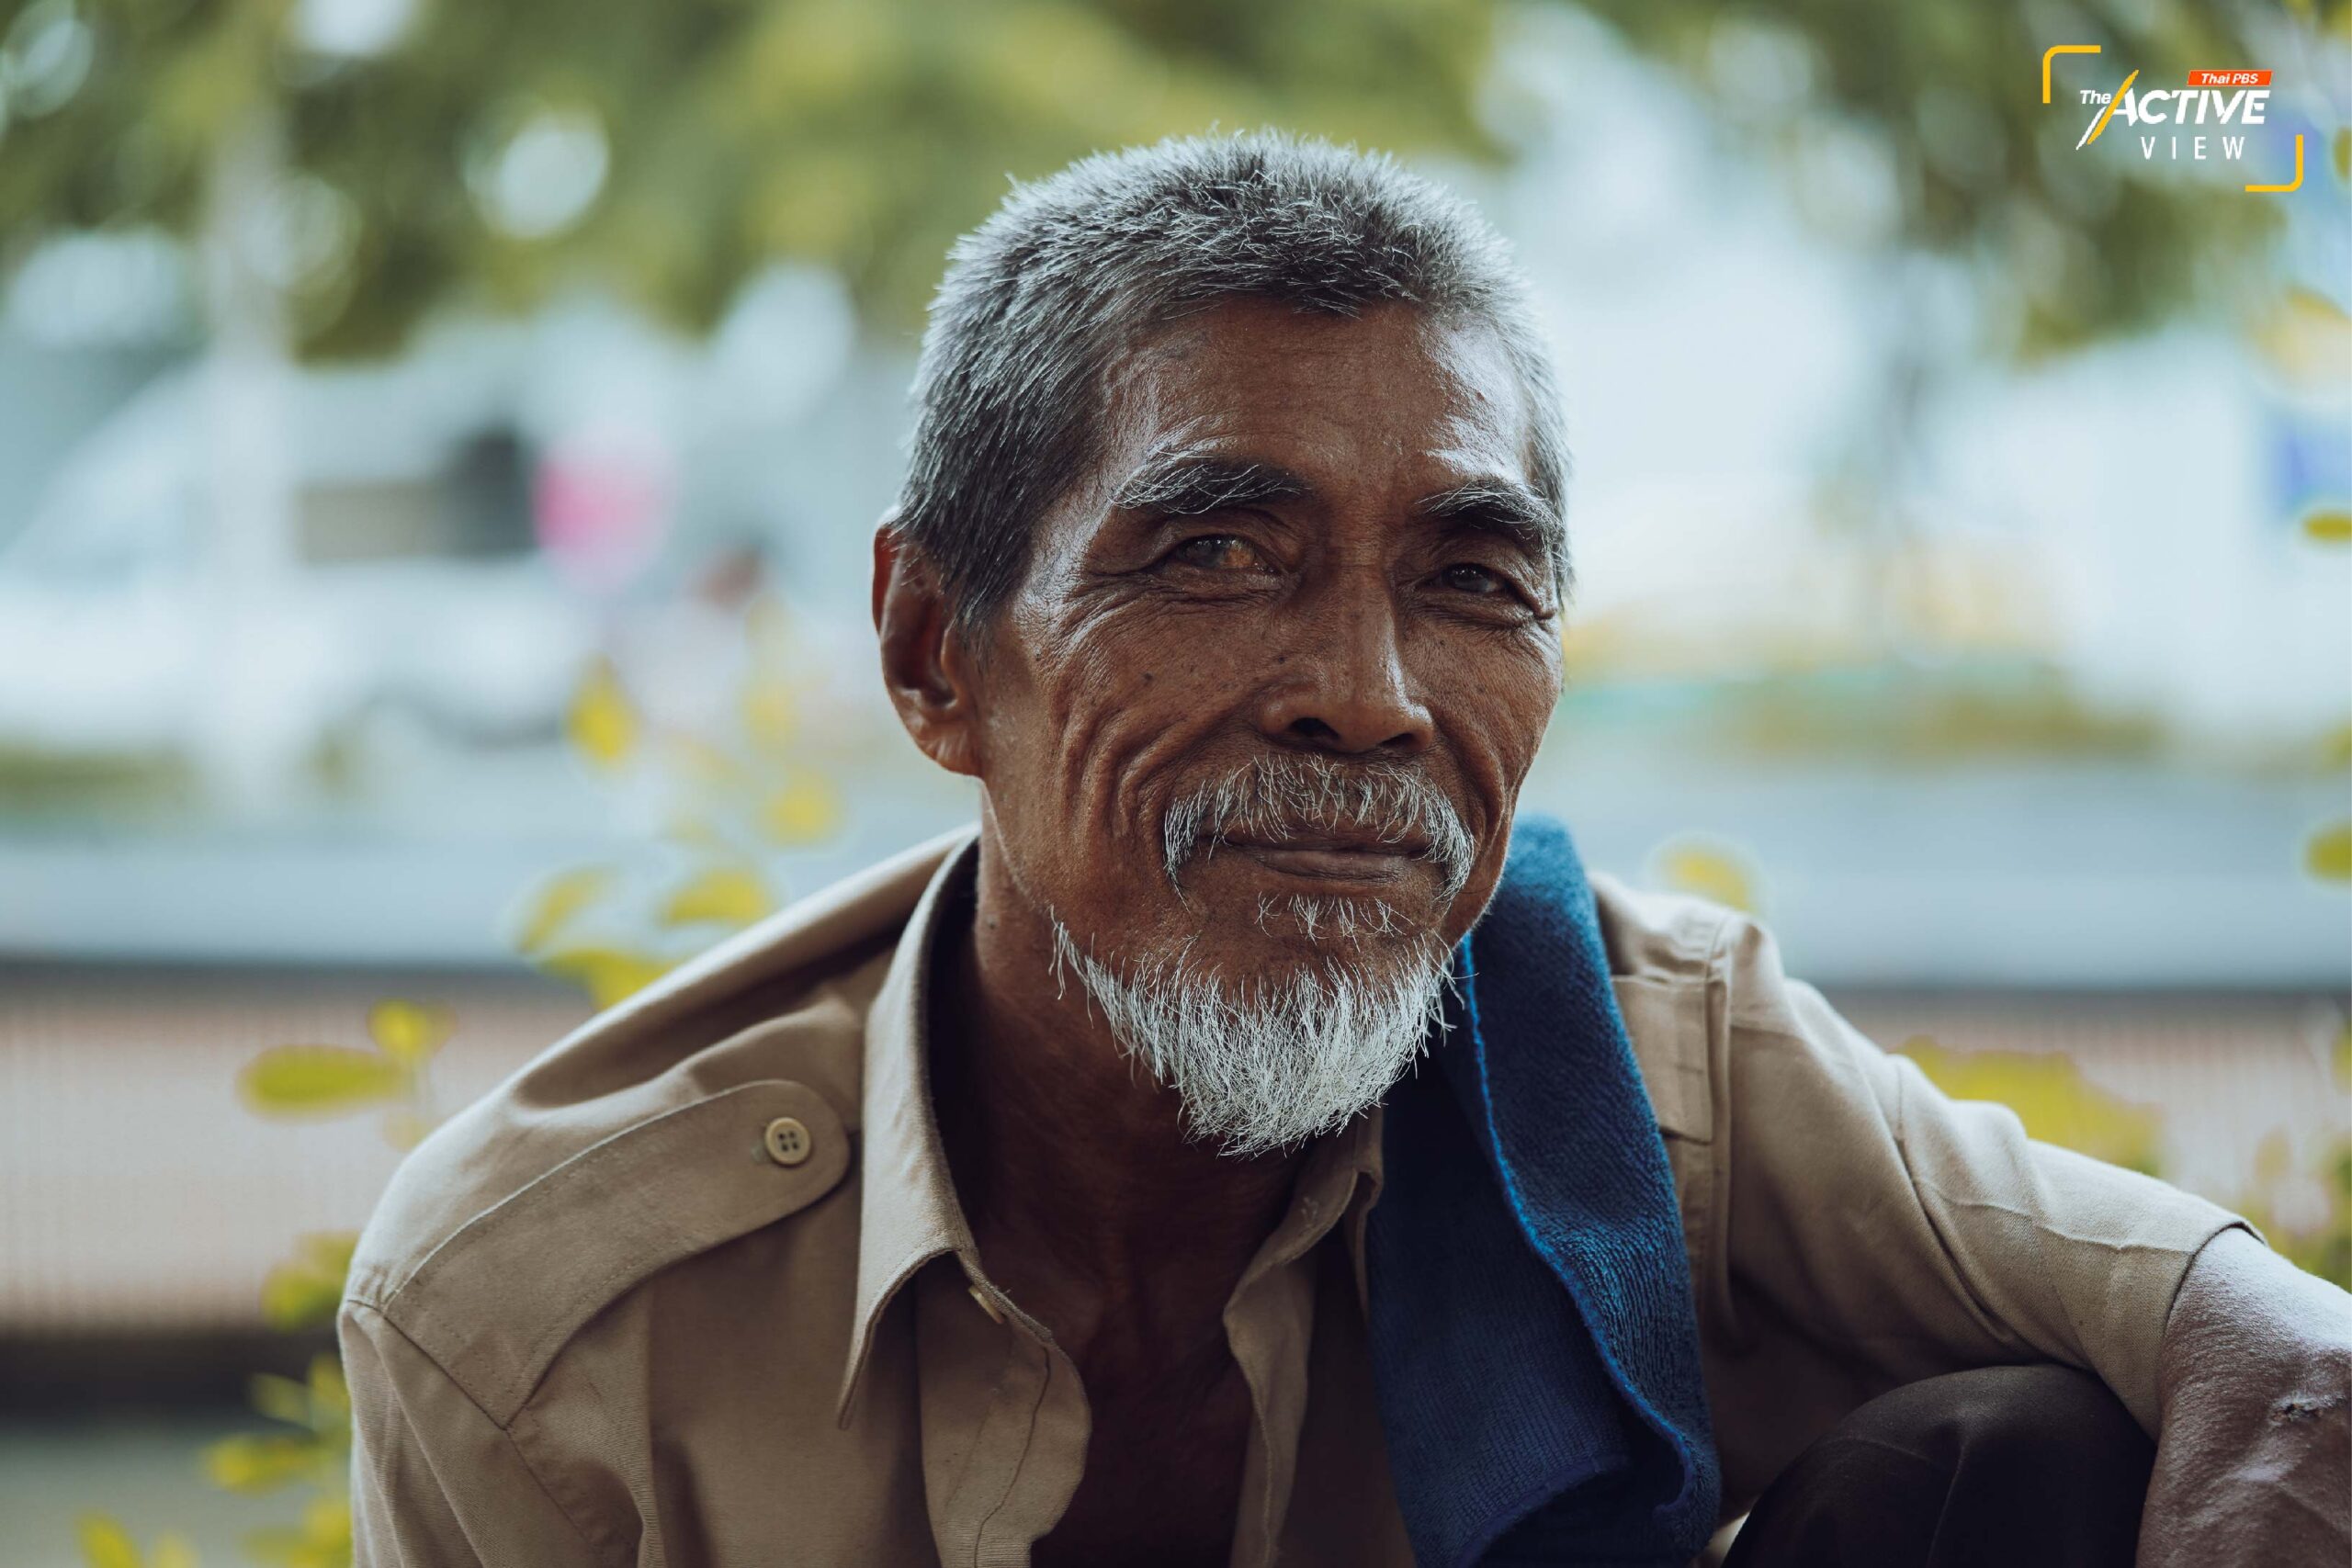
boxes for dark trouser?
[1723,1365,2155,1568]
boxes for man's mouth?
[1158,755,1476,901]
[1216,829,1431,886]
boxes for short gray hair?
[895,130,1568,635]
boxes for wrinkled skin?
[875,298,1563,1564]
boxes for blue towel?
[1366,815,1721,1566]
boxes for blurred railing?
[1,964,2340,1344]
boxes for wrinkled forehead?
[1092,298,1537,500]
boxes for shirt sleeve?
[341,1300,611,1566]
[1701,910,2251,1455]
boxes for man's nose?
[1252,572,1435,757]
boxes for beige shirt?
[343,827,2245,1566]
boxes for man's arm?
[1691,906,2335,1555]
[2140,1228,2351,1567]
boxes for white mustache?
[1159,754,1476,904]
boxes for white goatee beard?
[1046,911,1454,1158]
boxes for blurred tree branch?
[0,0,1499,355]
[1570,0,2343,356]
[6,0,2336,359]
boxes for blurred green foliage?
[0,741,197,817]
[205,1356,348,1499]
[2234,1131,2352,1288]
[69,617,836,1567]
[259,1232,357,1331]
[1902,1038,2165,1175]
[1577,0,2345,356]
[239,998,450,1147]
[77,1517,198,1568]
[3,0,2336,358]
[88,1001,436,1568]
[1650,832,1764,913]
[0,0,1498,354]
[1713,665,2167,766]
[512,596,841,1003]
[1907,1035,2352,1287]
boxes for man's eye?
[1439,562,1506,595]
[1170,535,1270,572]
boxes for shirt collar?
[833,826,1395,1425]
[835,827,982,1426]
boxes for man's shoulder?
[1588,869,1747,987]
[1585,870,1835,1147]
[1588,868,1815,1025]
[341,828,967,1420]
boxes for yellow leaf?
[2303,509,2352,545]
[367,999,452,1066]
[239,1046,406,1118]
[567,660,639,769]
[2249,287,2352,384]
[510,865,615,955]
[77,1515,141,1568]
[259,1233,356,1332]
[537,947,672,1009]
[759,775,841,845]
[1901,1040,2164,1175]
[2336,127,2351,183]
[1649,835,1760,913]
[659,865,773,929]
[301,1496,352,1545]
[203,1432,324,1494]
[248,1496,354,1567]
[308,1354,350,1426]
[151,1538,198,1568]
[2308,820,2352,884]
[741,676,797,750]
[248,1371,311,1427]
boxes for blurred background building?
[0,0,2346,1562]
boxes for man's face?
[967,297,1565,1010]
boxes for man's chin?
[1163,906,1455,1007]
[1172,861,1448,953]
[1254,896,1427,953]
[1047,896,1454,1155]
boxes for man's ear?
[873,518,982,778]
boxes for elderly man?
[344,135,2347,1568]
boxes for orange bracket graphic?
[2244,133,2305,194]
[2042,44,2100,104]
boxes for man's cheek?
[993,722,1150,904]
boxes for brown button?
[763,1116,813,1167]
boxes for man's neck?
[928,832,1304,1362]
